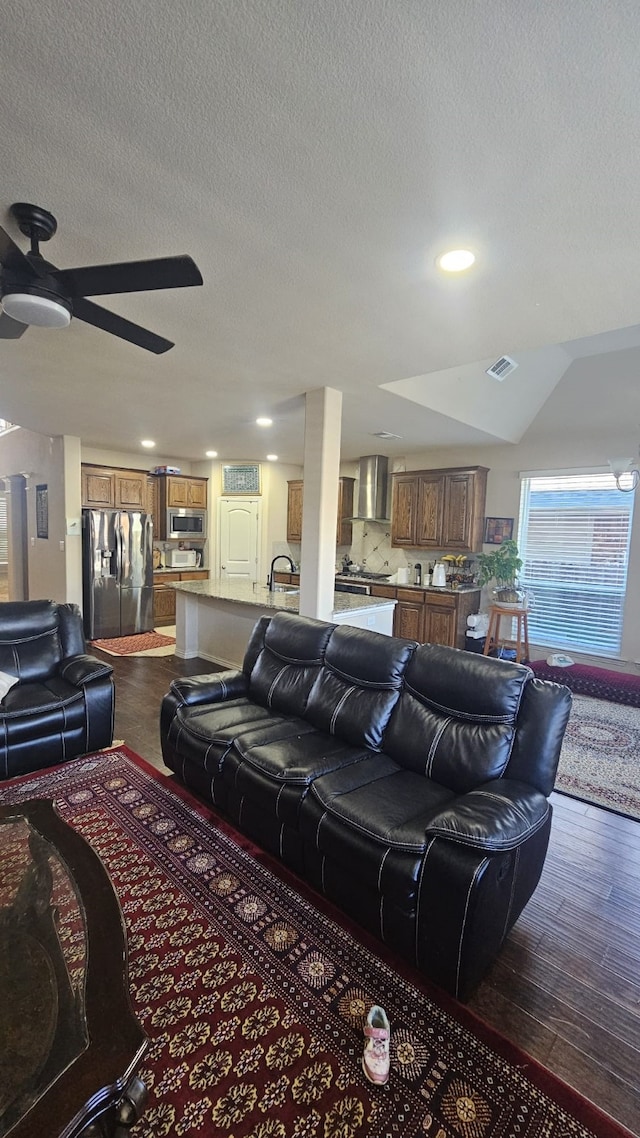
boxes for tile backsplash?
[347,521,478,578]
[274,521,479,581]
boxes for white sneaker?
[362,1004,390,1086]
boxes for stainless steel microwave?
[166,508,207,540]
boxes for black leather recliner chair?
[0,600,115,780]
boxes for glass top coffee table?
[0,799,148,1137]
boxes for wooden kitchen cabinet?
[82,464,151,511]
[82,467,115,509]
[287,480,304,543]
[153,569,209,626]
[393,587,425,640]
[286,477,355,545]
[370,582,480,649]
[391,466,488,553]
[165,476,208,509]
[422,593,457,647]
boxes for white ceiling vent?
[486,355,518,381]
[372,430,403,439]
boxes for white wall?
[0,427,79,604]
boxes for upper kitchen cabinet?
[81,464,150,511]
[391,466,488,552]
[287,480,304,543]
[164,476,208,509]
[286,478,355,545]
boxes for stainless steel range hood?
[348,455,391,522]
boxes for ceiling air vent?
[372,431,403,439]
[486,355,518,381]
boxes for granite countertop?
[173,578,396,615]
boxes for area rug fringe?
[0,745,633,1138]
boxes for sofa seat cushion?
[1,676,83,717]
[224,728,372,830]
[0,679,91,779]
[167,698,298,773]
[300,757,454,900]
[235,729,371,784]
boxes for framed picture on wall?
[484,516,513,545]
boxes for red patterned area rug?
[531,660,640,708]
[0,749,631,1138]
[90,631,176,656]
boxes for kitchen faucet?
[268,554,296,590]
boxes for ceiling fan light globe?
[2,291,71,328]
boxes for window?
[518,472,634,656]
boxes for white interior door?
[218,498,260,581]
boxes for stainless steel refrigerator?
[82,509,154,639]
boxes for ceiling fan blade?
[72,297,173,354]
[52,255,203,298]
[0,225,40,277]
[0,311,27,339]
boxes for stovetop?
[335,572,392,583]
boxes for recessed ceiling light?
[256,417,273,427]
[266,454,278,461]
[205,450,218,458]
[437,249,476,272]
[140,439,155,448]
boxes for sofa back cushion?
[247,612,335,718]
[383,644,530,793]
[304,625,415,750]
[0,600,63,683]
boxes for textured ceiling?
[1,0,640,464]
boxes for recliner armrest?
[170,670,248,706]
[426,779,550,851]
[59,654,114,686]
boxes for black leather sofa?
[161,611,572,998]
[0,600,115,780]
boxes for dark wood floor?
[99,648,640,1136]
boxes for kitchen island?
[174,579,396,668]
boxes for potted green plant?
[476,539,525,605]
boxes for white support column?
[298,388,342,621]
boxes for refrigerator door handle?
[115,517,124,584]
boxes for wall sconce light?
[608,455,640,492]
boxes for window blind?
[518,473,634,656]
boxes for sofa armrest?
[169,670,248,707]
[59,654,114,687]
[426,779,550,852]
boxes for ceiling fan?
[0,202,203,354]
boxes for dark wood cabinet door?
[423,596,457,647]
[393,600,424,641]
[442,469,488,553]
[391,475,418,546]
[153,587,177,624]
[416,475,445,547]
[287,480,304,543]
[442,473,472,549]
[336,477,355,545]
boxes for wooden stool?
[483,605,530,664]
